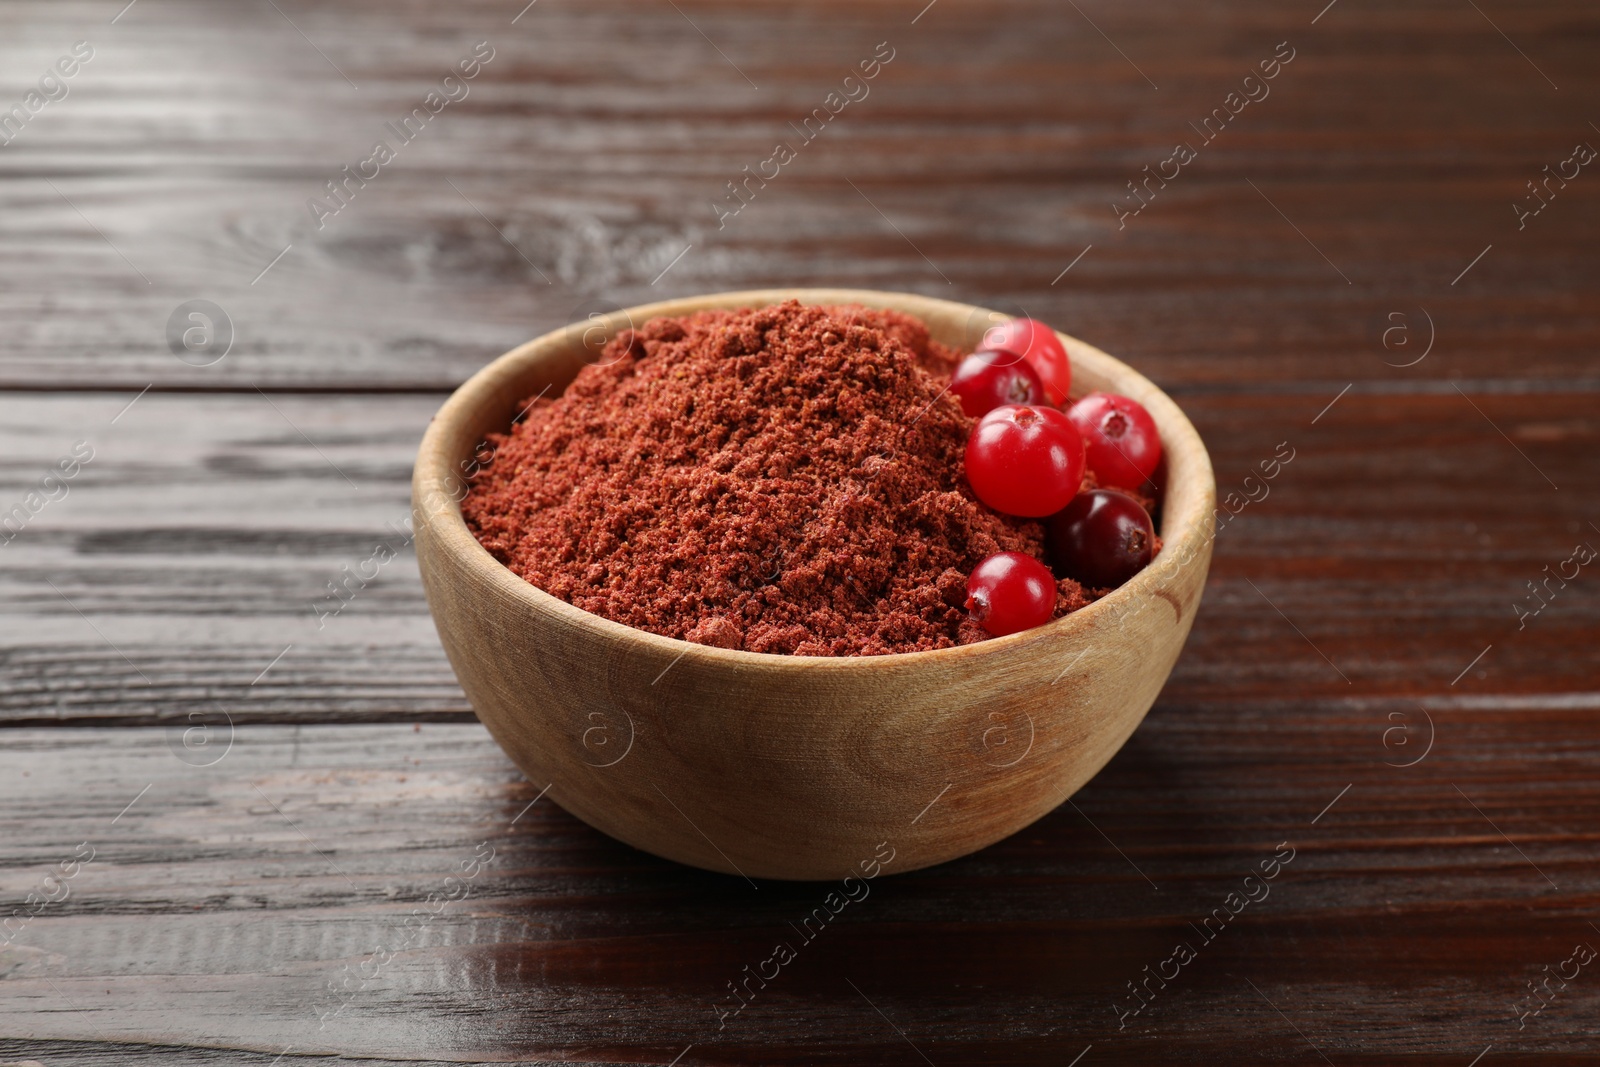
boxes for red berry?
[1047,489,1155,589]
[965,404,1085,518]
[983,318,1072,407]
[1066,392,1162,493]
[966,552,1057,637]
[950,349,1047,418]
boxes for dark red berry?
[1066,392,1162,493]
[966,552,1057,637]
[1047,489,1155,589]
[983,318,1072,407]
[964,404,1086,518]
[950,349,1046,418]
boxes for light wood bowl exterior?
[413,289,1216,881]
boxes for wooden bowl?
[413,289,1215,880]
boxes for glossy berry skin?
[966,552,1057,637]
[1066,392,1163,493]
[1047,489,1155,589]
[983,318,1072,406]
[950,349,1047,418]
[965,404,1086,518]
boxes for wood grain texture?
[0,0,1596,390]
[2,0,1598,1060]
[2,720,1597,1064]
[2,388,1593,725]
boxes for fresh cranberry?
[1047,489,1155,589]
[950,349,1047,418]
[966,552,1057,637]
[1066,392,1162,493]
[965,404,1085,518]
[984,318,1072,407]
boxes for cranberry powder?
[463,301,1096,656]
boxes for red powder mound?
[463,301,1095,656]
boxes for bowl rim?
[413,287,1217,669]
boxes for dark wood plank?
[0,0,1596,389]
[0,391,459,722]
[3,388,1594,724]
[3,0,1599,1062]
[1,716,1595,1065]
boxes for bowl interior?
[413,288,1215,664]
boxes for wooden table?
[3,0,1596,1062]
